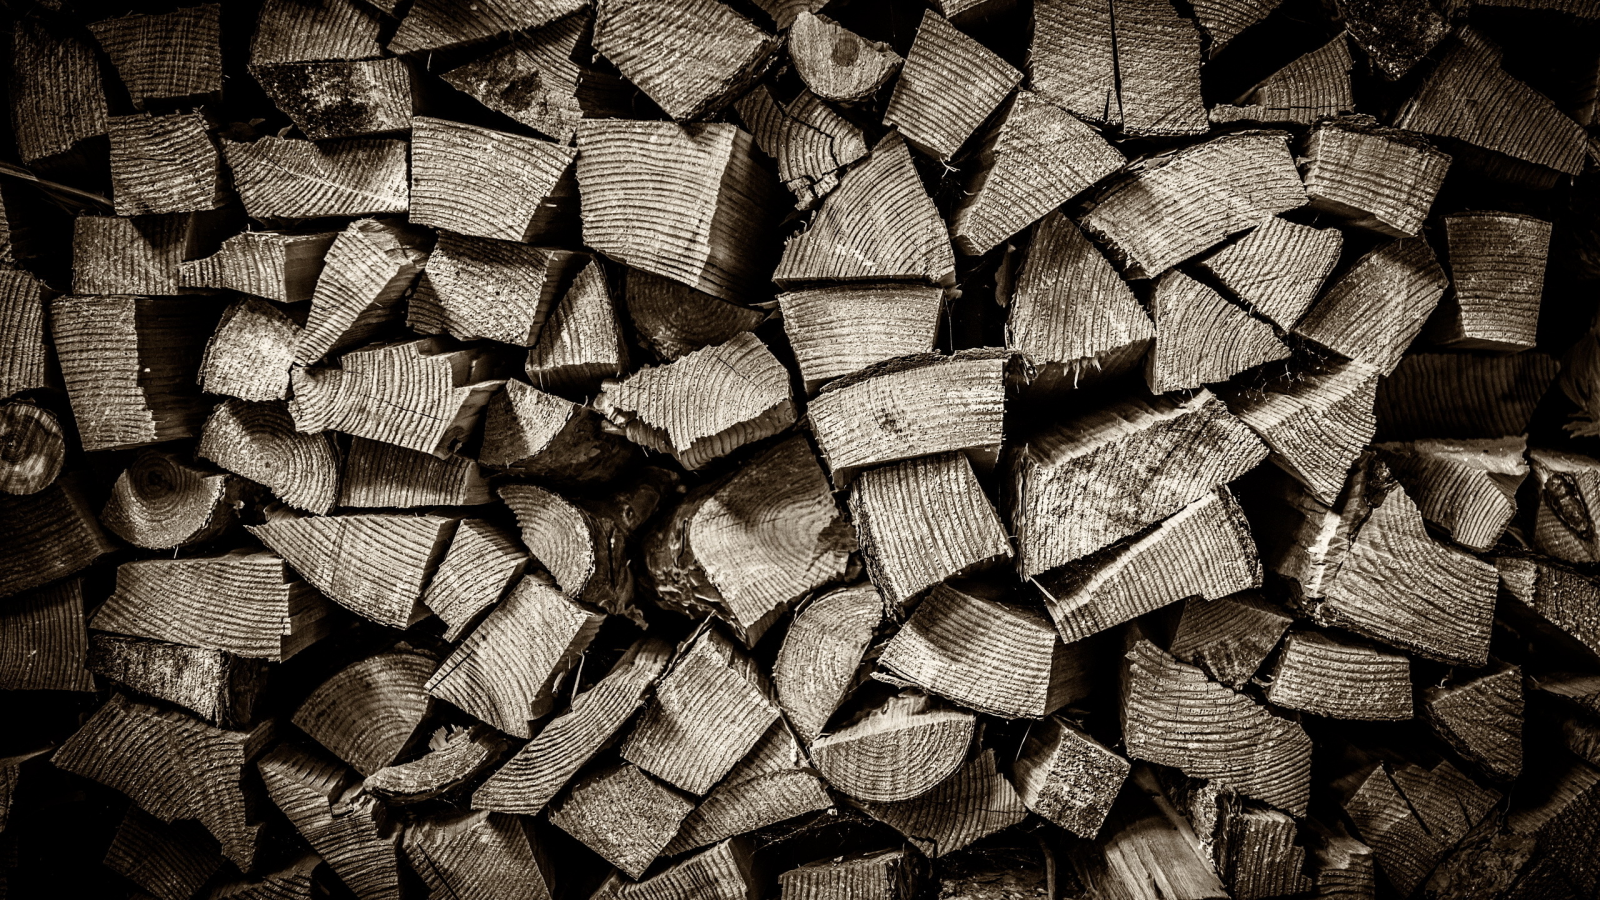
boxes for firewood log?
[858,746,1027,857]
[1305,818,1376,900]
[1162,777,1313,900]
[1298,115,1451,237]
[402,810,553,900]
[664,718,831,854]
[0,477,116,599]
[426,578,603,737]
[643,434,852,645]
[883,9,1022,162]
[1340,759,1499,897]
[772,133,956,286]
[410,118,576,244]
[295,218,430,365]
[575,120,782,302]
[1427,211,1552,351]
[1336,0,1447,79]
[589,838,757,900]
[479,381,635,485]
[89,5,221,108]
[787,12,902,103]
[620,628,780,795]
[72,213,223,296]
[1530,449,1600,563]
[1062,769,1229,900]
[778,849,921,900]
[753,0,828,27]
[53,693,273,869]
[0,579,93,692]
[778,285,942,393]
[199,400,341,514]
[250,0,384,64]
[1012,716,1129,838]
[289,339,505,457]
[623,268,767,362]
[849,452,1012,606]
[548,762,696,878]
[104,808,225,900]
[951,91,1124,256]
[222,136,410,220]
[1192,216,1342,330]
[0,267,50,399]
[365,725,510,804]
[420,520,528,641]
[0,401,64,496]
[408,237,578,348]
[1145,270,1290,393]
[736,86,868,210]
[1078,130,1305,280]
[1421,661,1523,782]
[88,633,269,729]
[8,15,107,164]
[389,0,585,55]
[810,692,975,803]
[473,636,672,814]
[1499,556,1600,659]
[1264,630,1412,720]
[1209,34,1354,125]
[1377,350,1558,440]
[1294,237,1449,374]
[1033,487,1260,643]
[253,58,416,140]
[101,450,240,550]
[773,584,883,743]
[1189,0,1281,54]
[499,483,636,621]
[294,649,435,775]
[210,855,322,900]
[198,298,299,402]
[52,296,215,451]
[248,512,456,627]
[339,439,490,508]
[591,0,778,121]
[257,743,400,900]
[596,331,795,470]
[526,259,629,395]
[180,231,337,303]
[1375,437,1526,552]
[1505,756,1600,898]
[107,113,228,216]
[1166,591,1291,688]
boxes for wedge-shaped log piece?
[884,9,1021,162]
[340,439,490,508]
[88,633,269,729]
[0,402,63,496]
[421,521,528,642]
[645,435,852,645]
[249,512,456,627]
[779,849,921,900]
[200,400,340,514]
[1299,116,1451,237]
[1210,34,1353,125]
[253,58,415,140]
[878,583,1076,718]
[474,637,672,813]
[1295,237,1448,374]
[1035,487,1260,643]
[1226,360,1379,505]
[52,296,214,452]
[596,331,794,470]
[251,0,385,64]
[296,650,435,775]
[199,299,300,402]
[774,585,882,743]
[0,579,93,692]
[527,259,629,395]
[1264,630,1411,720]
[479,381,634,485]
[1145,270,1289,393]
[952,91,1124,256]
[390,0,585,54]
[73,213,220,296]
[774,133,956,286]
[1382,350,1557,440]
[1193,217,1341,330]
[1376,437,1526,552]
[105,807,225,900]
[1165,779,1312,900]
[223,137,409,219]
[1079,131,1305,280]
[1429,212,1551,351]
[366,725,510,804]
[1499,556,1600,658]
[1338,0,1447,79]
[54,694,272,869]
[1530,449,1600,564]
[811,692,975,803]
[737,86,867,210]
[850,452,1012,606]
[102,450,238,550]
[1167,592,1291,688]
[210,855,322,900]
[0,268,50,399]
[577,121,781,302]
[296,219,431,365]
[1343,759,1500,897]
[181,231,336,303]
[549,763,694,878]
[1063,776,1229,900]
[1306,820,1375,900]
[623,269,767,362]
[0,480,116,599]
[1505,757,1600,899]
[590,838,757,900]
[1014,716,1129,839]
[1421,661,1523,782]
[622,628,780,794]
[664,718,831,855]
[1189,0,1281,53]
[409,235,580,348]
[411,118,575,243]
[500,483,635,621]
[860,747,1027,857]
[90,5,222,107]
[1122,638,1312,815]
[258,744,400,900]
[403,810,553,900]
[9,16,107,164]
[779,285,942,393]
[789,12,902,103]
[592,0,776,121]
[290,339,504,457]
[428,578,602,738]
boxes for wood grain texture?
[1193,216,1341,330]
[1499,556,1600,659]
[526,258,629,395]
[411,117,576,243]
[1385,350,1557,439]
[223,136,409,219]
[811,692,974,802]
[499,483,635,621]
[1376,437,1526,552]
[1225,359,1379,505]
[339,439,490,508]
[589,838,758,900]
[549,762,694,878]
[1166,592,1290,688]
[389,0,585,54]
[295,649,435,775]
[592,0,777,120]
[1295,237,1448,375]
[773,585,883,743]
[0,268,51,399]
[779,284,941,393]
[1145,269,1289,393]
[1422,661,1523,782]
[1012,716,1129,839]
[883,9,1021,161]
[1190,0,1281,53]
[295,217,431,365]
[200,400,341,514]
[778,849,920,900]
[108,112,227,216]
[251,0,384,64]
[72,214,201,296]
[1299,115,1451,237]
[104,808,225,900]
[859,747,1027,857]
[788,12,902,103]
[420,520,528,642]
[367,726,510,804]
[101,450,238,550]
[623,268,767,362]
[209,854,321,900]
[199,298,299,402]
[88,633,269,729]
[479,380,635,485]
[403,810,553,900]
[1336,0,1447,79]
[1430,211,1551,351]
[0,579,93,692]
[182,231,336,303]
[1264,630,1411,720]
[253,57,413,141]
[737,86,867,210]
[9,15,108,163]
[0,479,116,599]
[0,401,64,496]
[663,717,831,855]
[409,234,578,348]
[90,5,222,107]
[257,743,400,900]
[1530,448,1600,563]
[1210,34,1353,124]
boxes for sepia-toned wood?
[1506,757,1600,898]
[859,746,1027,857]
[411,117,575,244]
[526,259,629,395]
[1530,449,1600,564]
[811,692,975,803]
[199,400,341,514]
[371,725,507,805]
[499,483,635,621]
[295,649,435,776]
[102,450,238,550]
[589,838,757,900]
[1166,592,1290,689]
[1429,212,1551,351]
[1295,238,1449,374]
[9,15,108,164]
[73,214,212,296]
[104,808,226,900]
[479,380,635,485]
[1306,819,1376,900]
[773,585,882,743]
[257,743,400,900]
[1193,217,1342,330]
[1336,0,1447,79]
[1499,556,1600,658]
[340,439,490,508]
[1378,351,1557,440]
[1190,0,1281,53]
[253,58,415,141]
[0,579,93,692]
[0,479,117,599]
[1264,630,1411,720]
[1299,116,1451,237]
[402,810,553,900]
[592,0,777,121]
[198,298,299,403]
[1347,759,1501,897]
[1145,269,1289,393]
[779,285,941,393]
[420,520,529,642]
[209,854,322,900]
[1064,771,1229,900]
[88,633,269,729]
[1013,716,1130,838]
[1376,437,1526,552]
[0,268,50,400]
[663,717,831,854]
[90,5,222,107]
[1210,34,1353,124]
[223,136,410,219]
[295,218,430,365]
[884,9,1022,162]
[251,0,385,64]
[1226,360,1380,504]
[623,269,768,362]
[779,849,921,900]
[182,231,336,303]
[736,86,868,210]
[0,402,65,496]
[409,235,578,349]
[107,113,227,217]
[788,12,902,103]
[389,0,585,55]
[1174,781,1313,900]
[548,762,695,878]
[1422,661,1523,782]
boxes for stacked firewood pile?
[5,0,1600,897]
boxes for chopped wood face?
[90,5,223,108]
[252,58,415,141]
[592,0,777,121]
[737,86,868,209]
[10,15,107,164]
[810,694,976,802]
[223,137,410,219]
[663,718,830,854]
[391,0,587,55]
[1295,237,1449,374]
[789,12,902,103]
[1225,358,1380,504]
[1211,33,1352,125]
[859,747,1027,856]
[0,579,93,692]
[884,9,1022,162]
[1431,212,1551,351]
[779,284,942,391]
[1265,630,1412,720]
[410,117,577,243]
[440,14,606,143]
[773,585,882,742]
[1299,117,1451,237]
[1012,717,1128,838]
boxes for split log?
[53,693,273,869]
[772,133,956,286]
[1263,630,1412,720]
[420,520,529,641]
[1166,592,1291,688]
[1340,759,1499,897]
[88,633,269,729]
[289,339,505,457]
[72,213,222,296]
[478,381,635,486]
[104,808,225,900]
[1375,437,1526,552]
[180,231,337,303]
[210,855,321,900]
[107,113,228,216]
[499,483,635,621]
[248,512,457,627]
[0,401,65,496]
[408,235,579,348]
[295,649,436,775]
[402,811,553,900]
[339,439,490,508]
[8,15,107,164]
[101,451,239,550]
[473,636,672,813]
[1012,716,1130,838]
[950,91,1124,256]
[365,725,510,804]
[93,552,329,661]
[883,9,1022,162]
[858,747,1027,857]
[1498,556,1600,658]
[788,12,902,103]
[526,258,629,395]
[575,120,782,301]
[590,0,778,121]
[1305,819,1375,900]
[1294,237,1449,374]
[589,838,756,900]
[250,0,385,64]
[0,267,50,399]
[595,331,794,470]
[1078,130,1305,280]
[1033,487,1260,643]
[1505,757,1600,898]
[389,0,585,55]
[222,137,410,220]
[1192,217,1342,330]
[663,718,831,854]
[849,452,1013,607]
[778,284,942,392]
[1145,270,1290,393]
[1063,771,1229,900]
[1533,672,1600,718]
[547,762,695,878]
[1190,0,1281,54]
[735,85,868,209]
[1298,115,1452,237]
[1167,780,1313,900]
[89,5,222,108]
[198,298,299,402]
[1531,449,1600,564]
[1428,211,1552,351]
[295,218,430,365]
[52,295,214,451]
[1209,34,1354,124]
[623,269,767,362]
[779,849,921,900]
[1421,661,1523,782]
[425,578,603,738]
[754,0,827,28]
[773,585,883,743]
[620,628,780,794]
[257,743,400,900]
[199,400,341,514]
[0,479,116,599]
[1377,351,1557,440]
[0,579,93,692]
[1336,0,1447,79]
[410,118,576,243]
[810,692,975,803]
[1121,637,1313,815]
[253,58,416,140]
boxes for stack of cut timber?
[4,1,1600,898]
